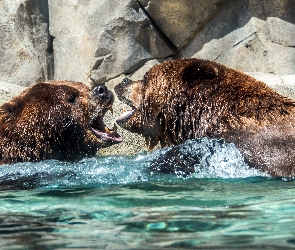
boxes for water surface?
[0,139,294,249]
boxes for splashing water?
[0,138,267,190]
[1,139,295,250]
[150,138,266,178]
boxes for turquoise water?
[0,139,295,249]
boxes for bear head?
[0,81,122,164]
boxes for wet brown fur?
[0,81,112,164]
[115,58,295,177]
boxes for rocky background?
[1,0,295,155]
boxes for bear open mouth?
[90,107,122,143]
[115,95,137,125]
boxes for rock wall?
[1,0,295,155]
[181,0,295,75]
[0,0,51,86]
[49,0,175,86]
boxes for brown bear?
[0,81,122,164]
[115,58,295,177]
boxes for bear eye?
[1,103,15,113]
[68,94,77,104]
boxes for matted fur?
[0,81,120,164]
[115,58,295,177]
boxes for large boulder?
[0,82,27,105]
[0,0,51,86]
[181,0,295,75]
[138,0,229,48]
[49,0,175,86]
[247,73,295,100]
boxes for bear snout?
[92,85,114,105]
[114,78,131,98]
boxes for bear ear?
[182,59,219,83]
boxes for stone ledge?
[0,82,27,105]
[247,72,295,100]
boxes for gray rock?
[0,0,51,86]
[0,82,27,105]
[181,0,295,75]
[138,0,228,48]
[247,72,295,100]
[48,0,102,85]
[90,2,175,85]
[49,0,175,86]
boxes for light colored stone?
[91,5,175,85]
[49,0,175,87]
[48,0,103,85]
[181,0,295,75]
[0,0,50,87]
[0,82,27,105]
[247,72,295,100]
[268,17,295,47]
[139,0,228,47]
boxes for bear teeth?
[105,126,110,134]
[108,106,113,114]
[91,124,122,143]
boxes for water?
[0,139,294,249]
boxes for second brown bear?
[115,58,295,177]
